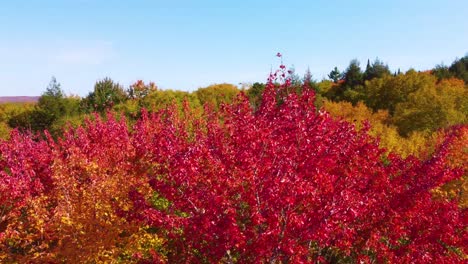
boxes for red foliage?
[0,70,466,262]
[0,131,54,232]
[123,75,466,262]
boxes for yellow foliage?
[46,156,155,263]
[0,122,11,139]
[393,77,467,136]
[195,83,240,109]
[0,102,35,139]
[362,70,437,114]
[322,99,435,158]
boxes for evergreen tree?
[364,58,391,81]
[365,59,372,77]
[328,66,342,83]
[42,76,64,98]
[432,64,453,81]
[343,59,363,87]
[8,77,67,134]
[449,55,468,83]
[37,77,66,119]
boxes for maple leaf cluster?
[0,67,466,263]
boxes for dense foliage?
[0,59,466,262]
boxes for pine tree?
[328,66,342,83]
[364,58,391,81]
[343,59,363,87]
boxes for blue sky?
[0,0,467,96]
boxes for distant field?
[0,96,39,103]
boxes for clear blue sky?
[1,0,467,96]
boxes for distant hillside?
[0,96,39,103]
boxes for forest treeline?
[2,54,464,207]
[2,55,466,155]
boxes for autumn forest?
[0,55,467,263]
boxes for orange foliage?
[0,115,161,262]
[321,99,432,158]
[433,125,468,207]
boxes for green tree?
[362,70,436,114]
[449,55,468,84]
[43,76,63,97]
[8,77,75,134]
[324,61,363,102]
[50,95,83,136]
[432,64,453,81]
[246,82,265,110]
[335,60,365,104]
[364,58,391,81]
[8,108,55,133]
[343,59,364,87]
[328,66,342,83]
[37,76,66,120]
[81,77,127,113]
